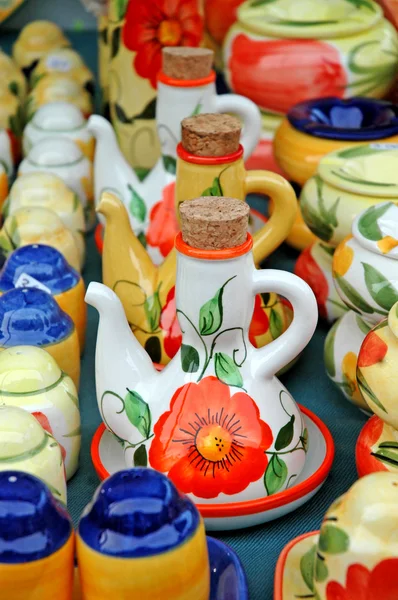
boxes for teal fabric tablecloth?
[0,31,368,600]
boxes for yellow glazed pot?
[0,49,27,101]
[98,15,110,116]
[12,20,70,77]
[26,74,93,121]
[0,85,24,160]
[30,48,95,95]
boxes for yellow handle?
[244,170,297,266]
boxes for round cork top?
[179,196,249,250]
[162,47,214,80]
[181,113,241,157]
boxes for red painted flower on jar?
[146,181,179,258]
[326,559,398,600]
[228,35,347,114]
[123,0,204,89]
[358,330,388,368]
[149,376,273,498]
[160,286,182,359]
[295,245,328,320]
[248,293,270,346]
[32,411,67,463]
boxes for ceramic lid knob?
[26,136,83,167]
[0,345,62,393]
[78,468,201,557]
[31,101,86,131]
[0,468,71,563]
[0,405,45,460]
[181,113,241,156]
[162,47,213,80]
[0,287,74,347]
[0,243,80,295]
[352,201,398,259]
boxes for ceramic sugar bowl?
[0,346,81,480]
[30,48,94,95]
[275,472,398,600]
[26,74,93,121]
[23,102,95,161]
[0,244,87,351]
[0,407,67,504]
[12,20,70,77]
[18,137,94,231]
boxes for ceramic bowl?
[18,137,94,231]
[91,405,334,531]
[0,243,86,351]
[0,287,80,388]
[26,73,93,121]
[0,49,27,101]
[6,172,85,263]
[0,407,67,503]
[0,345,81,479]
[12,20,70,77]
[31,48,94,95]
[0,471,73,600]
[0,206,82,272]
[23,101,95,161]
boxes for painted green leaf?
[145,336,161,363]
[162,155,177,175]
[134,167,151,182]
[357,203,392,241]
[128,184,147,223]
[144,289,161,332]
[300,194,334,242]
[191,102,202,116]
[116,0,129,19]
[214,352,243,388]
[72,194,80,213]
[301,427,309,452]
[181,344,200,373]
[371,446,398,467]
[357,369,387,413]
[335,276,375,314]
[63,425,81,438]
[345,0,376,12]
[272,19,338,26]
[8,81,18,96]
[66,390,79,407]
[135,98,157,120]
[324,319,339,378]
[318,525,349,554]
[111,26,121,59]
[201,176,223,197]
[331,170,395,188]
[137,231,147,248]
[199,277,235,335]
[356,315,372,335]
[362,262,398,311]
[270,308,283,340]
[114,102,134,124]
[46,482,63,499]
[274,415,295,451]
[300,545,315,592]
[338,145,380,160]
[315,554,329,582]
[133,444,148,467]
[250,0,277,5]
[319,243,335,257]
[124,390,151,438]
[0,235,13,254]
[264,454,288,495]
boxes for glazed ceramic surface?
[0,244,86,351]
[86,232,318,514]
[26,74,93,121]
[30,48,94,94]
[223,0,398,117]
[301,144,398,247]
[0,163,8,208]
[0,206,82,272]
[0,128,16,181]
[18,137,95,231]
[77,469,210,599]
[0,471,73,600]
[356,415,398,476]
[98,15,109,116]
[23,102,95,161]
[6,172,86,264]
[324,310,371,412]
[0,345,81,479]
[0,86,24,154]
[0,287,80,389]
[275,472,398,600]
[12,20,70,77]
[0,0,25,24]
[0,49,27,101]
[295,241,347,323]
[0,407,67,504]
[107,0,203,171]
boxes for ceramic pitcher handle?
[251,269,318,379]
[245,171,297,266]
[213,94,261,160]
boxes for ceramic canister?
[0,49,27,102]
[26,74,93,122]
[77,468,210,600]
[0,407,67,504]
[12,20,70,77]
[0,470,73,600]
[30,48,95,96]
[0,287,80,389]
[0,244,87,352]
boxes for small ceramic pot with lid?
[30,47,95,95]
[23,101,95,160]
[26,73,93,121]
[12,20,70,77]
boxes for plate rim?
[273,530,319,600]
[207,536,249,600]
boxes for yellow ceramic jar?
[31,48,94,95]
[12,20,70,76]
[0,49,27,101]
[26,74,93,121]
[98,15,110,115]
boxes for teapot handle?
[244,170,297,266]
[251,268,318,379]
[212,93,261,160]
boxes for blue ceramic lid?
[0,471,71,563]
[78,468,200,558]
[0,287,74,347]
[0,244,80,295]
[288,98,398,141]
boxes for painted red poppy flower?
[123,0,203,89]
[32,411,67,463]
[295,246,328,320]
[228,35,347,114]
[358,331,388,368]
[160,286,182,359]
[149,376,273,498]
[147,182,179,258]
[249,294,269,346]
[327,559,398,600]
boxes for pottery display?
[18,138,95,231]
[0,128,17,181]
[0,49,27,101]
[23,102,95,161]
[26,74,93,121]
[12,20,70,77]
[0,471,73,599]
[98,15,110,116]
[0,244,87,351]
[30,48,95,95]
[0,85,24,157]
[0,287,80,388]
[0,206,83,272]
[275,472,398,600]
[0,407,67,503]
[0,345,81,479]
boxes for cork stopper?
[180,196,249,250]
[181,113,241,157]
[162,47,213,80]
